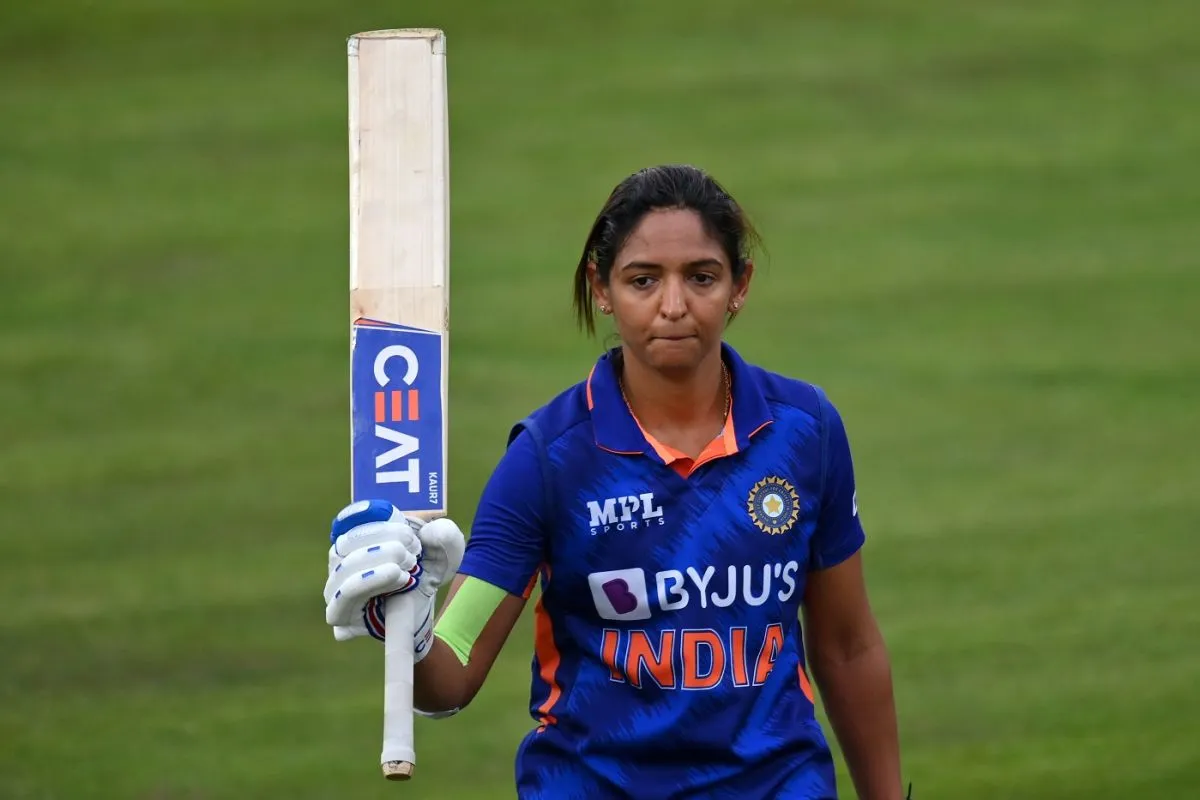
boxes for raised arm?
[412,574,531,713]
[408,426,551,715]
[324,426,549,715]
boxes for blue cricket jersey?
[457,342,866,800]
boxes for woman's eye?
[632,276,655,288]
[692,273,715,286]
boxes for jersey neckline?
[584,341,774,471]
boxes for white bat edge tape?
[381,592,417,766]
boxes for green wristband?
[433,576,511,666]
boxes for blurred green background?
[2,0,1198,797]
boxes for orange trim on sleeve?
[533,566,562,731]
[798,664,815,703]
[521,569,540,600]
[533,598,562,729]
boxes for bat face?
[348,29,450,523]
[351,318,446,515]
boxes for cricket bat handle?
[381,591,417,780]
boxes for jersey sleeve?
[456,428,548,598]
[809,393,866,571]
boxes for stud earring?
[599,305,611,314]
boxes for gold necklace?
[618,360,732,442]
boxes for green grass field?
[2,0,1198,797]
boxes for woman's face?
[591,208,752,375]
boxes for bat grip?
[381,592,417,780]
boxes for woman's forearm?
[811,638,903,800]
[413,637,469,713]
[412,576,530,715]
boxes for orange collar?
[584,343,774,467]
[629,411,738,478]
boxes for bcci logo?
[747,476,800,535]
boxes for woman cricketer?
[324,164,906,799]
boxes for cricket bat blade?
[347,26,451,782]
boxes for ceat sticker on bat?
[351,318,445,514]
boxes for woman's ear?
[589,262,612,314]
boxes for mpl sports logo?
[586,493,665,535]
[350,319,445,513]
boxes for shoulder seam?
[541,415,592,450]
[811,384,830,506]
[747,365,822,416]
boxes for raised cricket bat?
[347,28,450,781]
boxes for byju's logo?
[587,560,802,622]
[586,492,665,535]
[588,568,651,621]
[588,561,806,693]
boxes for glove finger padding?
[323,541,418,604]
[333,621,370,642]
[331,518,422,560]
[414,517,466,591]
[325,561,418,627]
[323,500,465,647]
[361,583,436,648]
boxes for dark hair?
[572,164,760,336]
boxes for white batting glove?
[323,500,465,662]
